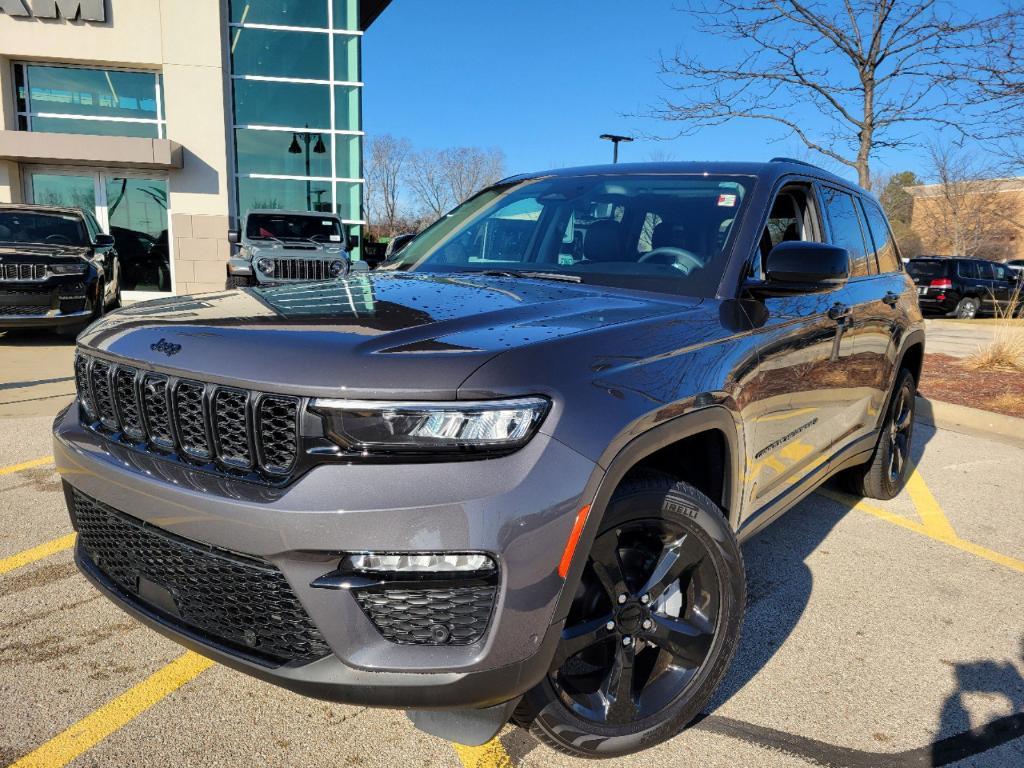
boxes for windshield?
[0,211,89,246]
[906,260,948,279]
[246,213,343,243]
[384,174,752,296]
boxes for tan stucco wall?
[0,0,232,295]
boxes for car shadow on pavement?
[0,328,76,347]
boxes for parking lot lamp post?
[600,133,633,163]
[288,127,327,210]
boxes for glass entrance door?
[105,177,170,292]
[26,168,172,298]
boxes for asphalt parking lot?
[1,327,1022,768]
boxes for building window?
[228,0,364,223]
[15,64,165,139]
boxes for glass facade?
[15,64,165,139]
[228,0,364,225]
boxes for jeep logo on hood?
[150,338,182,357]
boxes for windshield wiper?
[480,269,582,283]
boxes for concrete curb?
[915,396,1024,450]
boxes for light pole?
[599,133,633,163]
[288,126,327,210]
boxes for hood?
[78,272,698,398]
[0,243,91,261]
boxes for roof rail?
[770,156,825,171]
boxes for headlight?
[256,257,275,275]
[50,263,88,275]
[329,259,346,277]
[309,397,549,455]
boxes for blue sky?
[362,0,1009,184]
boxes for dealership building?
[0,0,390,300]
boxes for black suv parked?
[54,160,923,757]
[0,204,121,336]
[907,256,1020,319]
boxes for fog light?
[344,552,495,574]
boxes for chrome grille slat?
[269,258,331,282]
[0,263,47,281]
[72,354,301,483]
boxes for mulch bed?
[919,353,1024,419]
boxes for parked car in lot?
[55,159,923,758]
[226,210,356,287]
[1005,258,1024,276]
[907,256,1019,319]
[0,204,121,337]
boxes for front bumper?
[53,404,597,708]
[0,274,97,328]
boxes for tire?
[844,368,916,500]
[515,473,745,758]
[227,274,254,289]
[108,267,122,310]
[955,297,979,319]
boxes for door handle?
[882,291,900,306]
[828,302,852,322]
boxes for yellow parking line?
[453,739,515,768]
[0,455,53,476]
[9,651,214,768]
[820,481,1024,575]
[0,533,76,576]
[904,467,959,541]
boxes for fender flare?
[550,405,742,625]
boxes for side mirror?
[94,233,115,248]
[764,241,849,289]
[347,234,360,251]
[228,229,240,245]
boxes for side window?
[751,183,821,279]
[821,187,871,277]
[861,199,901,273]
[976,261,994,280]
[993,263,1011,281]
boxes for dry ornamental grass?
[966,282,1024,373]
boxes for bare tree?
[911,144,1022,260]
[652,1,1018,187]
[408,146,506,220]
[364,134,412,239]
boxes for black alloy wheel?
[843,367,917,500]
[550,519,720,725]
[887,381,915,484]
[516,474,745,758]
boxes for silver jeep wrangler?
[226,210,357,287]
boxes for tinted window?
[822,188,871,277]
[0,211,89,245]
[992,263,1012,281]
[245,213,342,242]
[907,260,948,279]
[388,174,752,297]
[861,199,901,273]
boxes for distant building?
[0,0,392,299]
[906,177,1024,262]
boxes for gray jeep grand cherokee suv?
[53,160,923,758]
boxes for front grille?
[352,583,497,645]
[268,258,330,281]
[174,381,211,459]
[75,353,300,482]
[0,304,50,316]
[0,263,47,281]
[72,489,331,666]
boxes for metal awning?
[0,130,183,170]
